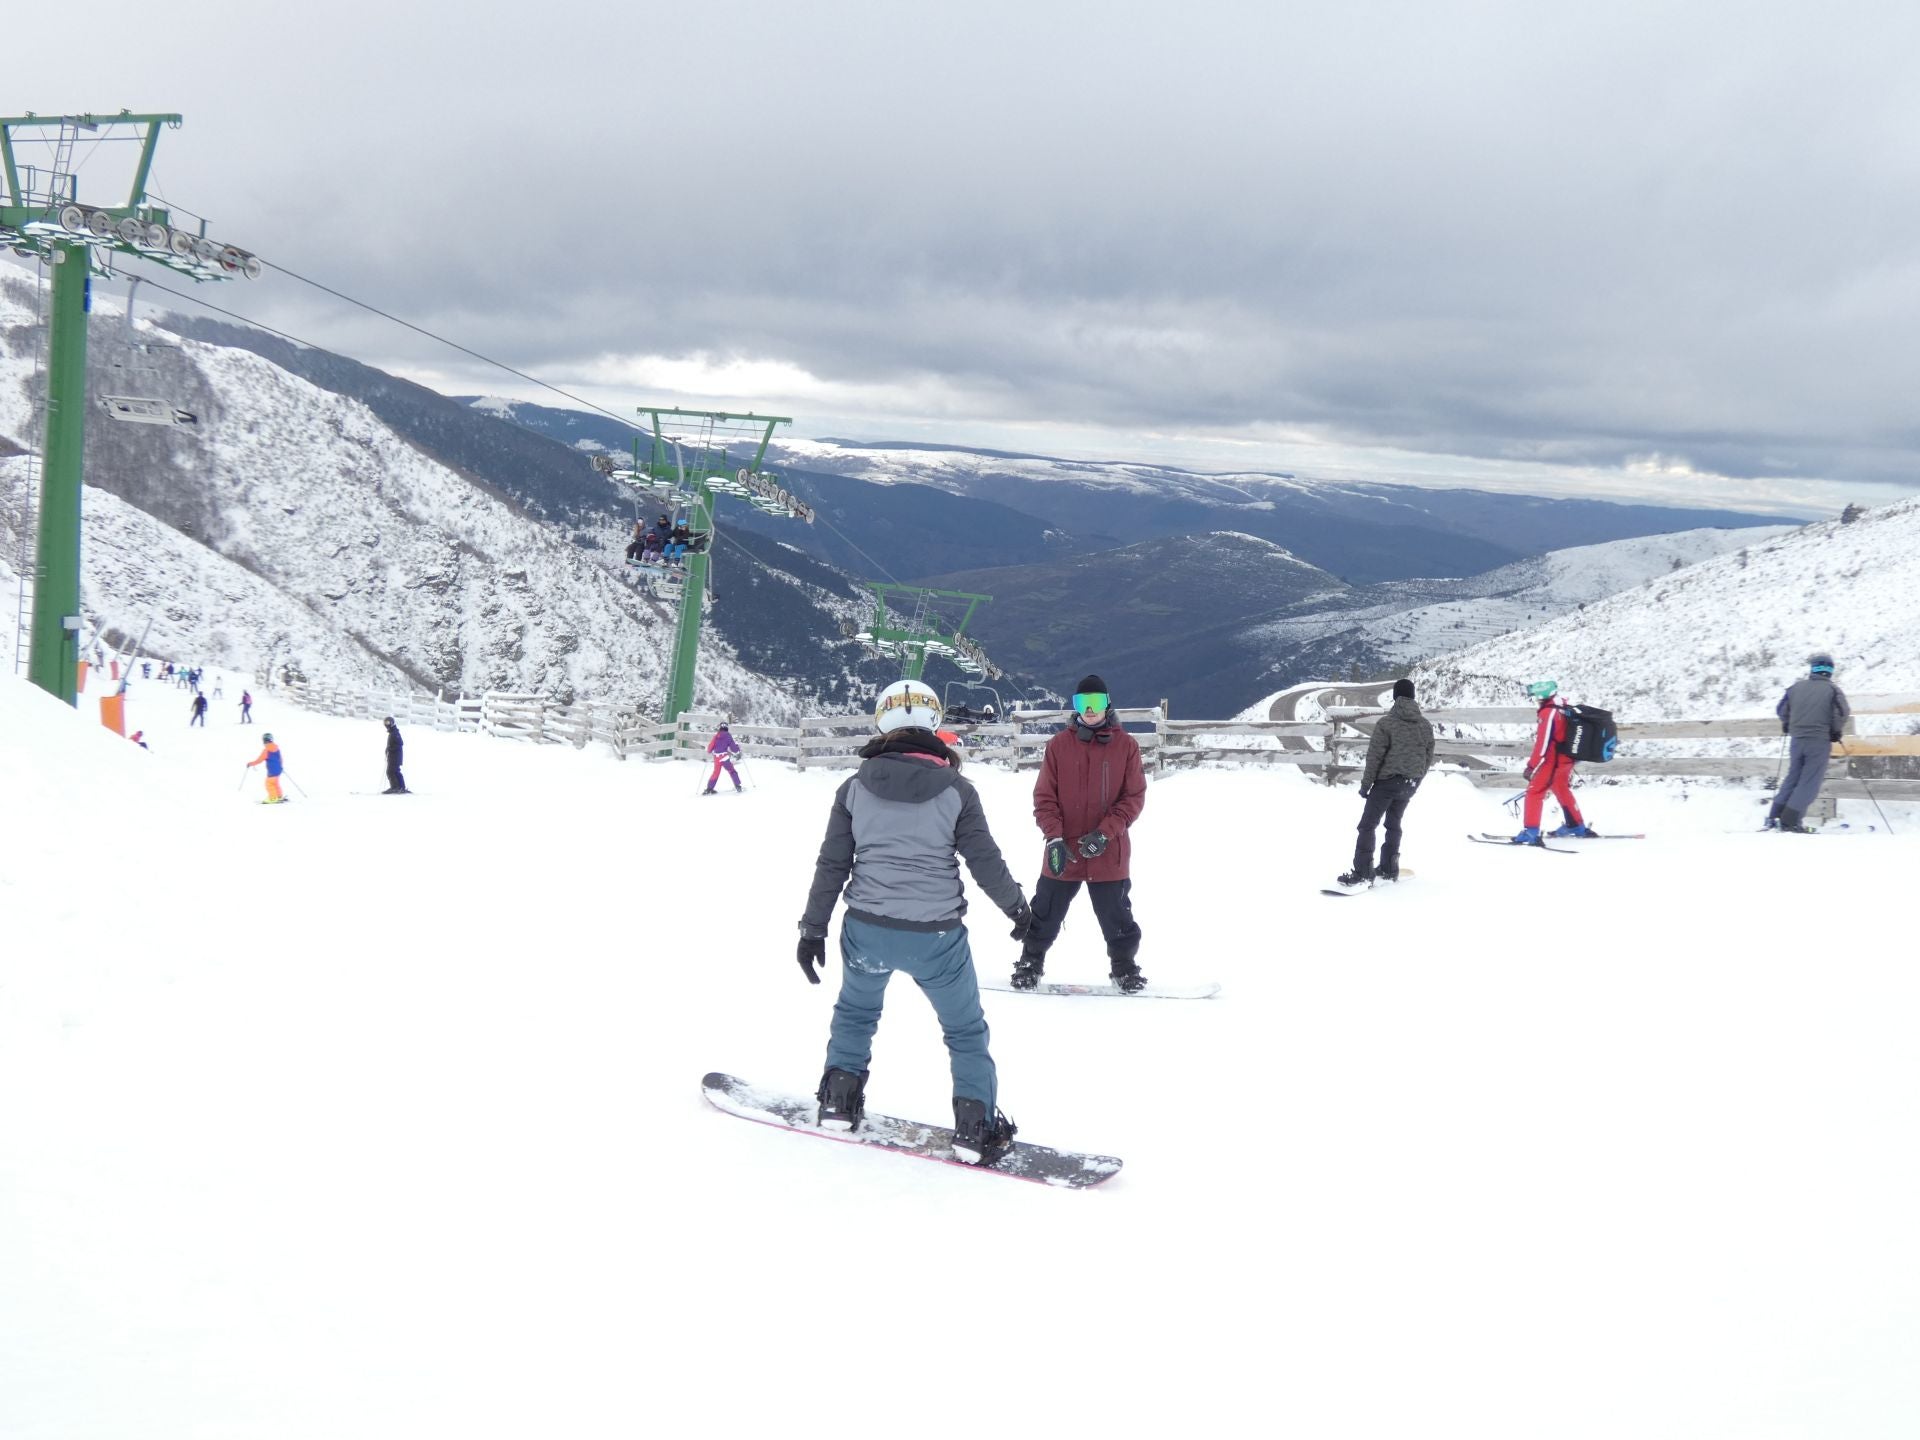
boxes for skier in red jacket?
[1014,674,1150,993]
[1511,679,1595,843]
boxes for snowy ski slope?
[4,674,1918,1439]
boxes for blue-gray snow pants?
[826,914,996,1111]
[1770,735,1832,820]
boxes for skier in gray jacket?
[796,679,1033,1165]
[1766,652,1851,832]
[1334,677,1437,891]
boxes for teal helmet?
[1525,680,1558,701]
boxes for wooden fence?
[270,679,1920,802]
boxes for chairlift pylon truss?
[628,407,811,726]
[853,583,1000,681]
[1,111,253,704]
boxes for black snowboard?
[701,1072,1122,1189]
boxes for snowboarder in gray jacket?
[1335,678,1436,891]
[1766,653,1850,832]
[796,679,1034,1166]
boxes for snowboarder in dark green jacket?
[1333,678,1435,892]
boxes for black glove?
[1045,838,1070,877]
[1008,899,1034,942]
[1077,829,1109,860]
[796,933,826,985]
[1358,783,1372,798]
[1523,763,1537,781]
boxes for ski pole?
[283,773,310,799]
[1836,739,1896,835]
[238,767,250,792]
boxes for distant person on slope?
[1334,677,1435,892]
[1766,652,1851,833]
[189,691,209,727]
[382,716,410,794]
[1511,679,1596,844]
[625,519,647,563]
[796,679,1033,1166]
[240,690,253,724]
[247,733,287,804]
[1014,674,1150,993]
[703,721,743,794]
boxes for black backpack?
[1559,703,1619,763]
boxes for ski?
[701,1072,1122,1188]
[1552,833,1645,840]
[1470,833,1574,853]
[978,977,1220,1000]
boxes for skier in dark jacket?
[189,691,209,727]
[1766,652,1850,832]
[1014,673,1150,993]
[797,679,1033,1166]
[382,716,409,794]
[1334,677,1436,892]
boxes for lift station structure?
[1,111,261,703]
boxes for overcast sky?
[8,0,1918,515]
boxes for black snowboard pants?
[1024,875,1142,969]
[1353,775,1419,876]
[386,760,406,792]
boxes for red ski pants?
[1523,753,1583,829]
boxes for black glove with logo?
[1077,829,1109,860]
[1045,838,1070,877]
[796,931,826,985]
[1008,898,1034,942]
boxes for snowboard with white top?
[701,1072,1122,1188]
[978,977,1220,1000]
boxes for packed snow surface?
[4,674,1918,1439]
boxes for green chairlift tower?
[854,583,1001,682]
[1,111,261,704]
[627,407,815,724]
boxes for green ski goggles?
[1072,691,1110,716]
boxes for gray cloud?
[11,0,1920,499]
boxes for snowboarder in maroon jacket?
[1014,673,1149,993]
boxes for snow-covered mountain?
[472,400,1789,586]
[0,277,872,718]
[1244,523,1792,674]
[1412,497,1920,718]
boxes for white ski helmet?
[874,679,942,733]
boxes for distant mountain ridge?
[1411,498,1920,721]
[939,525,1787,716]
[468,399,1788,587]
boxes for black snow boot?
[1334,868,1372,893]
[816,1068,867,1132]
[951,1097,1018,1166]
[1010,950,1045,991]
[1778,807,1810,834]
